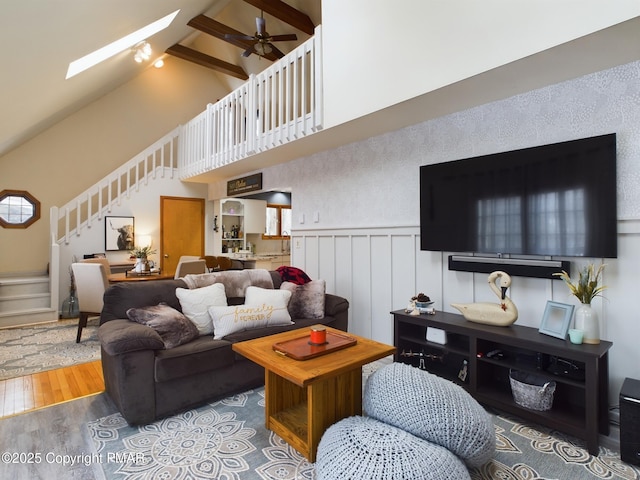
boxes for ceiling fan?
[226,12,297,59]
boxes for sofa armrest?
[98,319,164,356]
[324,293,349,317]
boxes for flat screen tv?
[420,133,617,258]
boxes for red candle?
[310,325,326,344]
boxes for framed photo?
[105,216,135,251]
[539,301,574,339]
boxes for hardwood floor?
[0,360,104,418]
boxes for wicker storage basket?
[509,369,556,411]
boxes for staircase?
[0,274,57,328]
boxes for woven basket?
[509,369,556,411]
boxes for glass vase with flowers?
[554,264,606,344]
[129,245,157,273]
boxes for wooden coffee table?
[232,326,395,462]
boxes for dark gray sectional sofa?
[98,271,349,424]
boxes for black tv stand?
[392,309,612,455]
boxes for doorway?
[160,196,205,275]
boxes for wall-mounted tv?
[420,133,617,258]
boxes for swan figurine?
[451,271,518,326]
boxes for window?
[0,190,41,228]
[264,204,291,238]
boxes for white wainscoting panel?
[294,227,435,345]
[291,221,640,404]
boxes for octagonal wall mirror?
[0,189,41,228]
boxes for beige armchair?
[71,262,109,343]
[81,256,112,275]
[174,259,207,279]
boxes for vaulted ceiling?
[0,0,321,158]
[168,0,316,79]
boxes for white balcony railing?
[178,25,323,179]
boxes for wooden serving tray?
[272,331,357,360]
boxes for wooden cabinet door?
[160,196,204,275]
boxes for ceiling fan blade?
[225,33,256,41]
[256,16,266,35]
[270,44,285,59]
[269,34,297,42]
[242,47,254,57]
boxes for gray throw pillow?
[280,280,326,319]
[126,303,199,349]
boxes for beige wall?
[0,57,230,274]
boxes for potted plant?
[129,245,157,273]
[553,264,606,344]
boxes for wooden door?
[160,196,205,275]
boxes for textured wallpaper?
[268,59,640,226]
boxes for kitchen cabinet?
[218,198,266,253]
[252,255,291,271]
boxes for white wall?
[260,58,640,404]
[321,0,640,128]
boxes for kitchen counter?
[221,253,290,269]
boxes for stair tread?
[0,276,49,285]
[0,307,57,317]
[0,292,51,300]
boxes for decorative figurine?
[451,271,518,326]
[405,298,420,315]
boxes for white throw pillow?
[208,304,292,339]
[176,283,227,335]
[244,286,292,308]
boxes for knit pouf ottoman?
[315,415,470,480]
[363,362,495,467]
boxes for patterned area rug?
[475,414,639,480]
[86,386,640,480]
[0,318,100,380]
[87,388,311,480]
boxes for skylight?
[65,9,180,79]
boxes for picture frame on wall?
[105,216,135,251]
[538,301,574,340]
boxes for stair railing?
[50,128,180,246]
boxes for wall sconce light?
[133,41,152,63]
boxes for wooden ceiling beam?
[187,14,279,62]
[242,0,315,35]
[165,44,249,80]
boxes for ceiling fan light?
[254,43,272,56]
